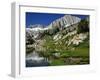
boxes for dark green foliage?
[52,26,60,34]
[77,19,89,34]
[26,47,35,54]
[26,38,35,45]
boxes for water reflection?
[26,51,49,67]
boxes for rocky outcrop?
[47,15,81,30]
[26,14,81,40]
[71,33,88,45]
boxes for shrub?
[77,19,89,34]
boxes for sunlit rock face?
[26,14,82,47]
[47,15,81,30]
[26,14,81,40]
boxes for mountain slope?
[26,14,89,66]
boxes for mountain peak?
[28,24,45,28]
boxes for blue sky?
[26,12,89,28]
